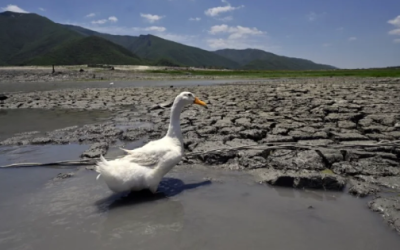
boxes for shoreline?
[0,76,400,235]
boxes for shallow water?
[0,163,399,250]
[0,79,257,93]
[0,109,111,141]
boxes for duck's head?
[176,91,207,107]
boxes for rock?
[31,137,53,144]
[234,117,252,127]
[330,131,368,141]
[317,149,344,164]
[239,129,266,141]
[159,100,174,108]
[332,157,400,176]
[267,150,326,171]
[263,135,294,143]
[338,120,357,129]
[348,179,380,197]
[289,130,328,140]
[368,197,400,235]
[193,141,236,164]
[81,142,109,158]
[53,172,74,181]
[0,94,8,101]
[298,139,334,146]
[256,169,346,190]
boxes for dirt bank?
[0,65,225,83]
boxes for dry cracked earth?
[1,77,400,234]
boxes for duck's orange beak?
[194,97,207,107]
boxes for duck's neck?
[166,99,184,142]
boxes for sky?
[1,0,400,69]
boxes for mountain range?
[0,11,336,70]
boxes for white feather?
[95,92,206,193]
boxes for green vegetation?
[63,25,240,68]
[128,35,240,68]
[26,36,142,65]
[147,68,400,78]
[214,49,336,70]
[0,11,82,65]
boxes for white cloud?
[348,37,357,41]
[133,26,166,32]
[322,43,332,47]
[388,15,400,27]
[209,24,264,39]
[38,7,45,12]
[206,24,272,52]
[1,4,28,13]
[91,19,108,25]
[336,27,344,31]
[90,16,117,25]
[394,38,400,43]
[108,16,118,22]
[86,13,95,18]
[140,13,164,23]
[204,0,244,17]
[388,15,400,38]
[189,17,201,21]
[389,29,400,35]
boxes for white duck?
[95,91,207,193]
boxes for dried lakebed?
[1,77,400,237]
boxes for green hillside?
[0,11,82,65]
[128,35,240,68]
[0,11,337,69]
[63,24,139,50]
[26,36,142,65]
[63,25,240,69]
[214,49,336,70]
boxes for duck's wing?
[122,144,168,167]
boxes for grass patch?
[147,68,400,78]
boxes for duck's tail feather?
[95,154,110,180]
[119,147,132,154]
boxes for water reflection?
[96,177,212,211]
[97,178,211,249]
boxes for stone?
[348,179,380,197]
[81,142,109,158]
[256,169,346,190]
[368,197,400,235]
[330,131,368,141]
[267,150,326,171]
[239,129,266,141]
[338,120,357,129]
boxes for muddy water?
[0,79,257,93]
[0,161,399,250]
[0,109,111,141]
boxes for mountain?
[0,11,82,65]
[214,49,336,70]
[63,25,240,68]
[26,36,142,65]
[63,24,139,50]
[0,11,336,69]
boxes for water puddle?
[0,109,111,141]
[0,165,399,250]
[0,79,261,93]
[0,144,89,167]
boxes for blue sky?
[1,0,400,68]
